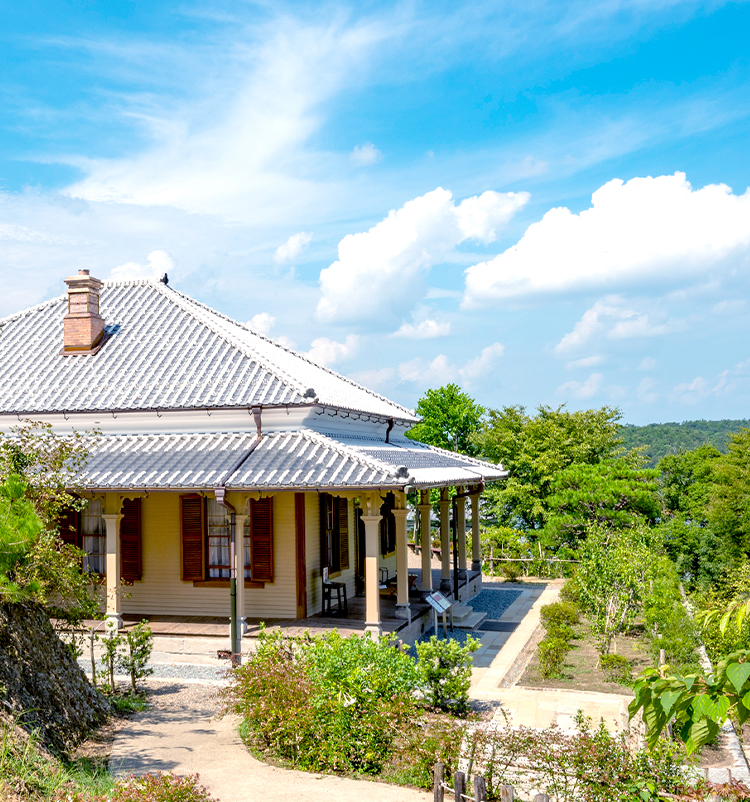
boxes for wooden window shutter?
[121,498,142,581]
[181,494,205,581]
[58,506,80,547]
[250,497,274,582]
[338,498,349,570]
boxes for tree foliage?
[475,404,624,533]
[708,428,750,556]
[406,384,484,455]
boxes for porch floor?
[94,568,478,639]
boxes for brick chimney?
[63,270,105,353]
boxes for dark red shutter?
[121,498,142,581]
[58,506,80,547]
[250,497,274,582]
[338,498,349,570]
[181,494,205,581]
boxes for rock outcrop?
[0,603,108,752]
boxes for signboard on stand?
[425,591,452,638]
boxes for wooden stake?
[433,763,444,802]
[455,770,466,802]
[500,784,514,802]
[474,775,487,802]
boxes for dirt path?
[110,681,431,802]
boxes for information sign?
[425,591,452,613]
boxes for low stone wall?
[0,603,109,752]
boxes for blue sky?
[1,0,749,424]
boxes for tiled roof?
[0,279,416,420]
[77,431,507,490]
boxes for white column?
[418,490,433,593]
[361,495,382,637]
[235,514,248,636]
[457,487,467,579]
[471,490,482,573]
[393,508,410,620]
[439,489,451,593]
[102,512,123,631]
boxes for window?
[207,499,231,578]
[380,493,396,556]
[81,498,105,575]
[319,494,349,574]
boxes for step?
[451,604,476,624]
[453,611,487,630]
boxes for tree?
[708,428,750,557]
[545,460,660,551]
[474,404,624,533]
[405,384,484,456]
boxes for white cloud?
[671,376,709,404]
[273,232,313,265]
[347,367,395,389]
[461,342,505,380]
[639,357,657,371]
[306,334,359,367]
[712,299,746,315]
[110,249,175,280]
[247,312,276,335]
[464,173,750,305]
[398,354,455,385]
[392,319,451,339]
[555,296,686,354]
[317,187,528,325]
[556,372,604,400]
[637,377,659,404]
[275,335,298,350]
[566,355,604,369]
[350,142,382,165]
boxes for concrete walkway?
[111,681,431,801]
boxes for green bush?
[538,636,571,679]
[541,601,579,629]
[599,654,631,684]
[500,561,522,582]
[558,579,582,607]
[220,628,419,774]
[415,635,479,714]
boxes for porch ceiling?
[76,429,507,491]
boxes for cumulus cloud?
[274,232,313,264]
[464,173,750,305]
[555,296,686,354]
[247,312,276,335]
[350,142,381,165]
[671,376,709,404]
[556,372,604,400]
[317,187,528,325]
[637,377,659,404]
[639,357,657,371]
[348,367,395,389]
[398,354,455,385]
[461,342,505,380]
[566,355,604,369]
[392,319,451,339]
[306,334,359,367]
[110,249,175,280]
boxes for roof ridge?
[159,285,415,419]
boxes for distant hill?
[619,419,750,466]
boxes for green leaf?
[743,689,750,709]
[686,718,719,754]
[726,661,750,694]
[710,696,730,722]
[658,690,683,718]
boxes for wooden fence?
[433,762,549,802]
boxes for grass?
[519,617,653,695]
[107,692,148,716]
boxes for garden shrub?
[60,773,216,801]
[221,628,419,774]
[415,635,479,714]
[558,578,582,607]
[599,653,631,684]
[500,561,522,582]
[540,601,579,630]
[538,635,571,678]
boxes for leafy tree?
[659,444,722,522]
[406,384,484,455]
[474,404,623,532]
[0,474,44,601]
[708,427,750,557]
[545,460,660,550]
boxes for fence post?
[500,785,514,802]
[533,795,550,802]
[454,770,466,802]
[474,774,487,802]
[433,763,444,802]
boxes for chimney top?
[62,270,105,354]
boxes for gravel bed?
[78,659,229,682]
[469,588,522,619]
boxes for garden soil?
[110,681,432,802]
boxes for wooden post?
[433,762,444,802]
[474,774,487,802]
[533,795,550,802]
[454,771,466,802]
[500,785,514,802]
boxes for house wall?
[121,491,298,619]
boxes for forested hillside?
[619,419,750,466]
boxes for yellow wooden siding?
[122,491,297,619]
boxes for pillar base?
[105,612,123,632]
[440,577,451,593]
[458,569,468,581]
[364,622,383,639]
[239,616,247,635]
[394,603,411,621]
[471,559,482,573]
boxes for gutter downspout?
[451,486,475,603]
[214,406,263,665]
